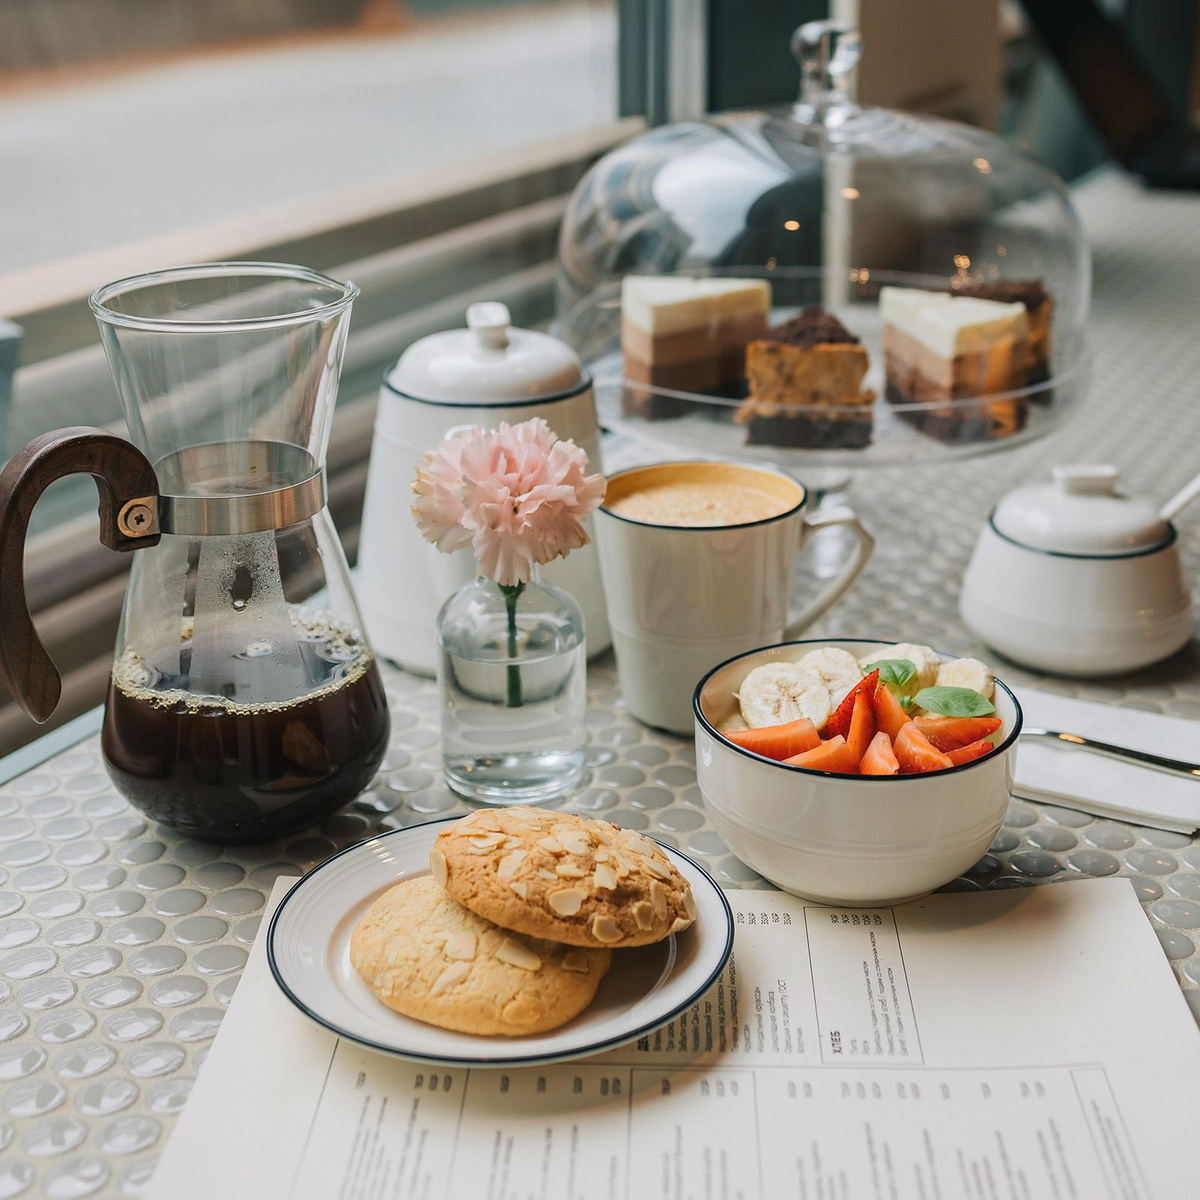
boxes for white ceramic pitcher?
[357,302,610,675]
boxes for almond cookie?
[431,807,696,948]
[350,876,610,1036]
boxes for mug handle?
[0,427,161,723]
[783,504,875,638]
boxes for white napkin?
[1013,687,1200,833]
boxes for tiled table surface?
[1,170,1199,1197]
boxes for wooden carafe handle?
[0,427,160,722]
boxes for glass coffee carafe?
[0,263,389,843]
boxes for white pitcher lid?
[385,302,585,405]
[993,465,1171,556]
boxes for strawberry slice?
[914,715,1002,752]
[873,682,911,741]
[946,737,996,766]
[859,731,899,775]
[825,670,879,739]
[893,724,954,774]
[784,735,859,774]
[724,718,820,761]
[845,690,876,765]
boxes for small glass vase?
[437,568,587,805]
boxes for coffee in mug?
[607,478,793,527]
[595,462,874,733]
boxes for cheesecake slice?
[881,287,1030,443]
[735,307,874,448]
[621,276,770,418]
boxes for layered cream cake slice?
[881,286,1031,443]
[621,276,770,418]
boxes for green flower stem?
[499,581,525,708]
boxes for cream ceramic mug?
[594,462,875,733]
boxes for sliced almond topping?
[683,888,697,920]
[650,880,667,916]
[594,849,610,862]
[429,847,449,887]
[495,937,541,971]
[496,849,527,879]
[612,854,635,878]
[501,836,523,850]
[591,914,624,944]
[509,880,528,899]
[670,916,692,934]
[552,825,590,855]
[537,868,557,880]
[467,832,505,852]
[593,828,613,846]
[632,901,655,931]
[592,864,618,892]
[624,832,657,856]
[443,931,477,961]
[505,809,543,824]
[536,836,565,855]
[430,961,471,995]
[547,887,586,917]
[556,862,586,878]
[560,950,591,974]
[637,854,669,880]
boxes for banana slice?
[798,647,863,707]
[934,657,995,701]
[736,663,832,731]
[860,643,941,694]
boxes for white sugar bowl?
[960,465,1194,676]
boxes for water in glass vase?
[438,574,587,804]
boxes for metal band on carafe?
[151,440,327,536]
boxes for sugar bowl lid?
[992,465,1171,556]
[386,302,585,405]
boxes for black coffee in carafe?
[0,265,389,845]
[101,621,389,844]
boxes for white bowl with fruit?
[692,638,1021,907]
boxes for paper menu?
[147,878,1200,1200]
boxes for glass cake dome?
[556,22,1092,467]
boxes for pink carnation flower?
[411,418,605,586]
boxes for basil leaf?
[863,658,916,691]
[899,695,916,712]
[913,686,996,717]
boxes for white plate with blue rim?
[267,817,734,1067]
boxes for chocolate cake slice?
[735,307,875,448]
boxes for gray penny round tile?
[35,1010,94,1044]
[30,892,84,920]
[208,889,263,918]
[146,978,205,1009]
[101,1011,163,1044]
[76,1079,138,1118]
[42,1155,110,1197]
[148,892,204,919]
[48,921,103,950]
[19,978,76,1011]
[124,1044,184,1079]
[170,917,227,946]
[54,1045,116,1080]
[23,1115,88,1157]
